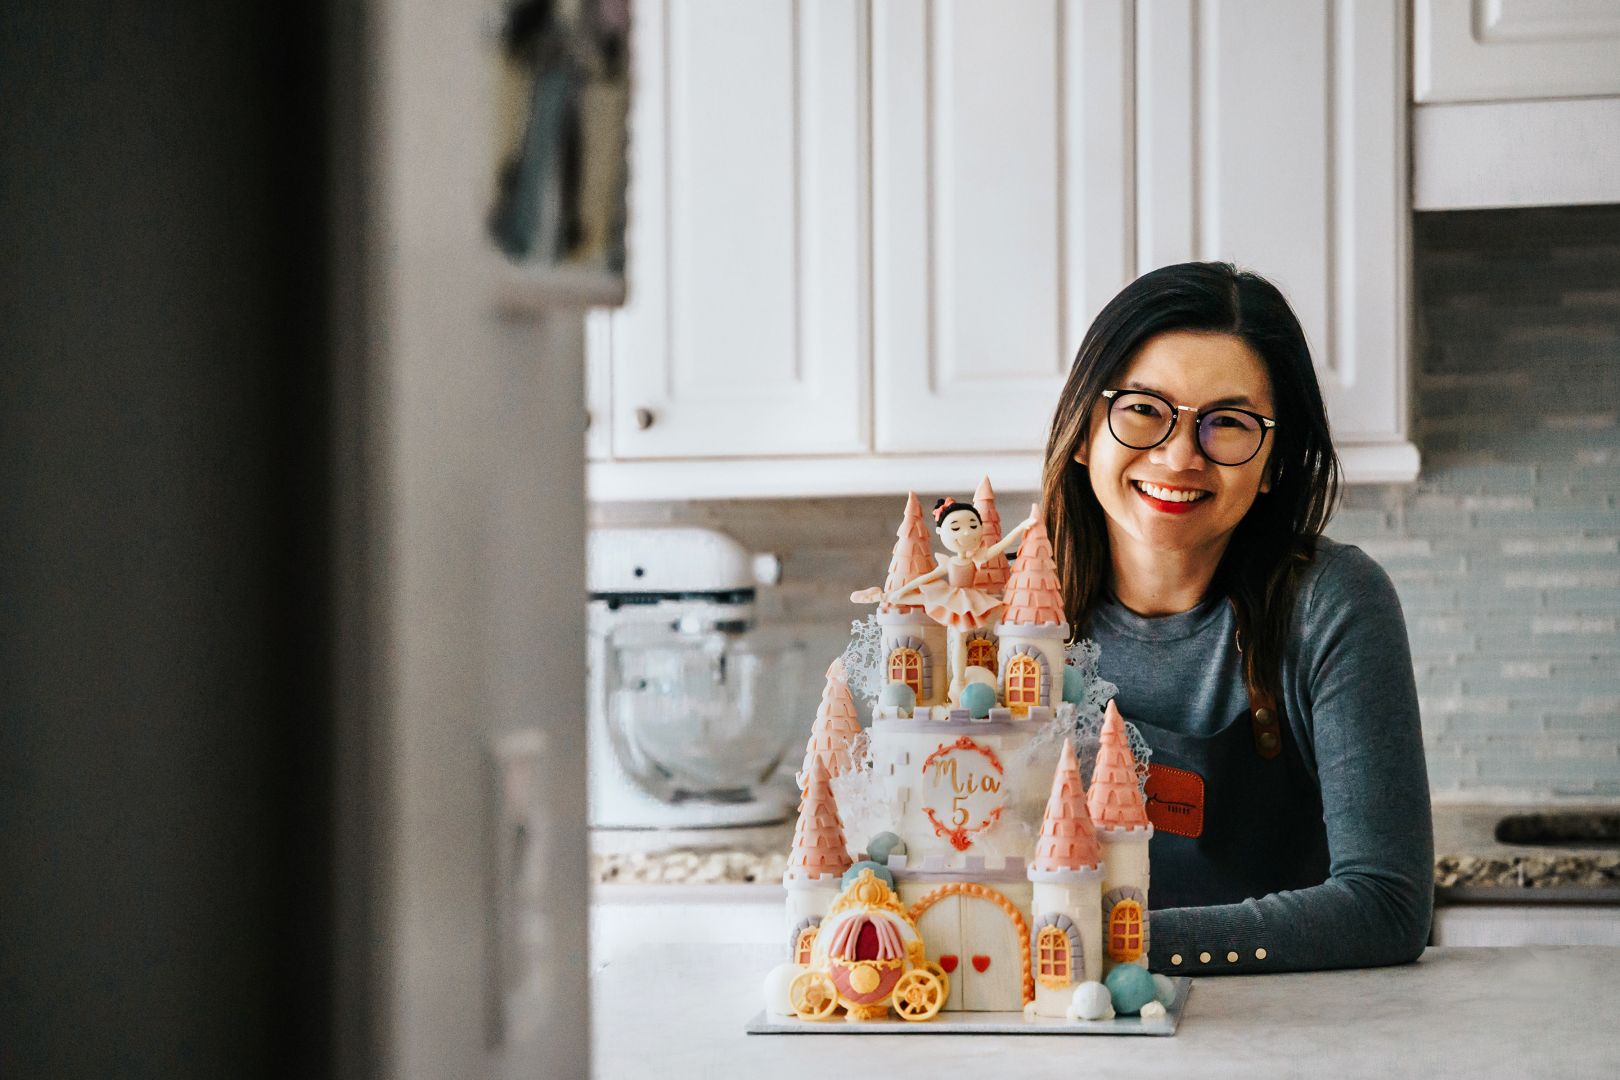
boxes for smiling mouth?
[1133,480,1211,505]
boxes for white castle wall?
[1030,874,1103,1017]
[878,609,948,707]
[1096,826,1153,974]
[867,723,1042,867]
[995,622,1068,708]
[782,875,839,955]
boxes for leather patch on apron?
[1145,763,1205,838]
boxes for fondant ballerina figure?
[852,498,1037,701]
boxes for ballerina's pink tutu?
[917,559,1005,629]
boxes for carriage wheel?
[891,969,945,1022]
[923,960,951,1003]
[789,970,839,1022]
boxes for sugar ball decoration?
[879,680,917,716]
[866,832,906,865]
[1104,963,1158,1016]
[763,963,804,1016]
[960,681,995,719]
[840,859,895,890]
[1062,665,1088,705]
[1068,981,1113,1021]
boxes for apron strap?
[1230,599,1284,761]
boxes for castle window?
[1005,655,1040,714]
[1108,900,1144,963]
[1036,926,1071,988]
[888,648,923,697]
[966,636,997,676]
[795,926,818,965]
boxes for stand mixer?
[587,526,805,830]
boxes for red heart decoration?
[971,955,991,973]
[938,954,958,973]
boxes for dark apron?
[1136,695,1331,910]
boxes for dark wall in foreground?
[0,3,333,1076]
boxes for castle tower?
[1027,738,1104,1016]
[996,504,1069,717]
[1087,700,1153,974]
[971,476,1011,598]
[795,658,861,791]
[878,492,948,708]
[783,756,852,963]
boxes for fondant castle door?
[904,885,1027,1013]
[911,895,964,1011]
[959,895,1024,1012]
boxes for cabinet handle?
[585,409,593,431]
[635,407,655,431]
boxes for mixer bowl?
[602,625,807,802]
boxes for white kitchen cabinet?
[1414,0,1620,103]
[1411,0,1620,210]
[871,0,1132,454]
[604,0,868,461]
[591,0,1417,499]
[1136,0,1417,482]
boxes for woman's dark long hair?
[1041,262,1341,705]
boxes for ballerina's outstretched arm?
[849,561,949,606]
[980,513,1039,562]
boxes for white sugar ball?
[964,665,996,688]
[1139,1000,1168,1021]
[1068,981,1115,1021]
[764,962,805,1016]
[1153,972,1178,1005]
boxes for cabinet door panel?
[1415,0,1620,103]
[1136,0,1409,445]
[873,0,1133,454]
[611,0,867,459]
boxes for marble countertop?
[592,803,1620,897]
[593,943,1620,1079]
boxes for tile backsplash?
[594,205,1620,800]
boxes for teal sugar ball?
[1062,665,1087,705]
[1105,963,1158,1016]
[841,859,895,890]
[961,681,995,718]
[879,680,917,714]
[866,832,906,865]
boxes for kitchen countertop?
[592,943,1620,1079]
[592,803,1620,896]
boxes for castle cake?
[760,480,1172,1028]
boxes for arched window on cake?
[795,926,818,965]
[888,648,923,698]
[1108,900,1144,963]
[1036,926,1070,987]
[965,635,997,676]
[1004,654,1040,714]
[790,916,821,965]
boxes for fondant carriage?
[789,868,951,1022]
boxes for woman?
[1043,261,1433,973]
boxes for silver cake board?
[746,976,1191,1036]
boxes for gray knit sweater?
[1089,537,1434,974]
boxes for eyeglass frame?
[1099,388,1277,467]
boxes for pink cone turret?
[797,658,862,789]
[972,476,1011,597]
[785,755,853,882]
[1087,700,1150,829]
[1000,504,1065,628]
[1032,738,1101,872]
[882,491,935,614]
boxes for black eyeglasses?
[1100,389,1276,467]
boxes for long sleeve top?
[1089,537,1434,974]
